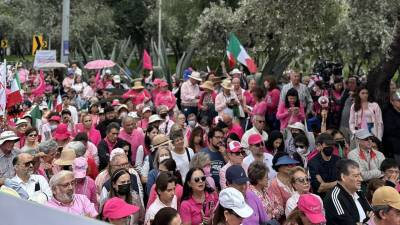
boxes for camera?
[313,58,343,83]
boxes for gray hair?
[49,170,74,189]
[64,141,86,157]
[190,152,210,168]
[122,116,135,125]
[38,140,58,154]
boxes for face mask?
[188,120,196,128]
[117,183,131,195]
[160,113,167,119]
[50,124,57,131]
[119,112,128,119]
[159,155,170,163]
[323,147,334,157]
[296,147,306,154]
[203,165,211,177]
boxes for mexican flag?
[7,71,23,107]
[226,33,257,73]
[29,104,42,128]
[55,93,62,112]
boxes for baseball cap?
[248,134,263,145]
[226,165,248,185]
[298,194,326,224]
[219,187,253,218]
[227,141,243,153]
[103,197,140,220]
[354,129,373,140]
[142,106,151,114]
[72,157,88,179]
[372,186,400,210]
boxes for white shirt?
[243,153,276,180]
[145,196,177,225]
[353,193,367,223]
[11,174,52,199]
[159,118,175,136]
[241,127,269,155]
[171,148,194,182]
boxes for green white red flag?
[226,33,257,73]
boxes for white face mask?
[119,112,128,119]
[188,120,196,128]
[296,147,306,154]
[50,124,57,131]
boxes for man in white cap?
[0,131,20,179]
[180,71,201,118]
[348,129,385,182]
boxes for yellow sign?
[0,40,7,49]
[32,35,44,55]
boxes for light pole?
[158,0,162,66]
[61,0,70,64]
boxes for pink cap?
[111,99,121,106]
[53,123,71,141]
[153,78,162,86]
[49,115,61,122]
[159,80,168,87]
[297,194,326,224]
[227,141,243,153]
[248,134,263,145]
[72,157,87,179]
[103,197,140,220]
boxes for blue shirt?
[200,147,225,190]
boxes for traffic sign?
[32,35,44,55]
[0,40,8,49]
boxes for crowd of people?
[1,63,400,225]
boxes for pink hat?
[153,78,162,86]
[227,141,243,153]
[297,194,326,224]
[159,80,168,87]
[49,115,61,122]
[72,157,87,179]
[53,123,71,141]
[248,134,263,145]
[103,197,140,220]
[111,99,121,107]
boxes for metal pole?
[158,0,162,66]
[60,0,70,64]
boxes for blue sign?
[63,41,69,56]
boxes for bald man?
[11,153,52,198]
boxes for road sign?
[0,40,8,49]
[32,35,44,55]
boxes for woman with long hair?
[264,76,281,131]
[276,88,305,131]
[349,85,383,140]
[21,127,39,152]
[188,127,206,153]
[180,168,218,225]
[265,130,284,155]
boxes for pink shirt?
[226,123,244,139]
[74,125,101,146]
[244,91,255,107]
[62,77,74,88]
[180,80,200,106]
[265,88,280,113]
[154,90,176,110]
[179,191,218,225]
[123,89,151,105]
[276,101,305,130]
[138,118,149,131]
[75,176,98,208]
[119,128,145,163]
[46,194,98,218]
[252,101,267,116]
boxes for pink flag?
[143,50,153,70]
[31,70,46,97]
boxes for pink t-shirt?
[154,90,176,110]
[46,194,98,218]
[74,176,98,208]
[118,128,145,163]
[179,192,218,225]
[226,124,244,139]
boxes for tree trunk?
[367,14,400,110]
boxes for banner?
[33,50,57,68]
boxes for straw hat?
[188,71,202,82]
[151,134,171,149]
[54,148,76,166]
[132,81,144,90]
[221,79,233,90]
[200,81,214,91]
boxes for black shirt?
[308,152,341,198]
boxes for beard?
[56,191,74,203]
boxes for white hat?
[229,68,242,75]
[128,112,140,119]
[288,122,305,132]
[219,187,253,218]
[188,71,202,81]
[142,107,151,114]
[117,104,128,112]
[105,69,112,75]
[148,114,163,124]
[0,131,20,145]
[354,129,372,140]
[16,119,28,126]
[113,75,121,83]
[75,70,82,76]
[110,148,126,162]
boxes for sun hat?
[219,187,253,218]
[226,165,249,185]
[0,131,20,145]
[188,71,202,82]
[54,148,76,166]
[354,129,373,140]
[221,79,233,90]
[288,122,305,132]
[117,104,128,112]
[274,155,299,167]
[142,106,151,114]
[148,115,163,124]
[372,186,400,210]
[200,81,214,91]
[229,68,242,75]
[16,119,28,127]
[113,75,121,83]
[227,141,243,153]
[72,157,88,179]
[151,134,171,149]
[132,81,144,90]
[248,134,263,145]
[53,123,71,141]
[298,194,326,224]
[103,197,140,220]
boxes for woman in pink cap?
[154,81,176,111]
[285,194,326,225]
[53,123,71,148]
[102,197,140,225]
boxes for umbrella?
[84,60,116,70]
[37,62,67,69]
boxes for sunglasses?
[231,151,246,156]
[23,160,34,167]
[193,176,206,183]
[295,177,311,184]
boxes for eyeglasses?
[58,180,76,188]
[231,151,246,156]
[193,176,206,183]
[251,143,263,147]
[294,177,311,184]
[23,161,34,167]
[112,162,130,170]
[28,133,38,138]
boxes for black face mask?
[160,114,167,119]
[117,183,131,195]
[323,147,334,157]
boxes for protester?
[241,114,268,151]
[219,141,246,190]
[277,88,306,131]
[102,197,140,225]
[98,122,125,171]
[285,194,326,225]
[368,186,400,225]
[152,207,182,225]
[380,158,400,191]
[180,71,201,118]
[189,152,216,190]
[0,131,20,179]
[72,157,97,206]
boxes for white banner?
[33,50,57,68]
[0,60,7,116]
